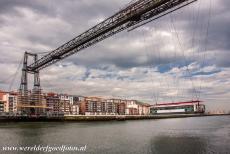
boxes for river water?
[0,116,229,154]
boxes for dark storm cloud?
[134,0,230,68]
[70,48,185,69]
[1,0,229,69]
[0,0,130,51]
[170,0,230,67]
[0,0,54,16]
[93,0,229,68]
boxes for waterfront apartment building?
[59,94,71,115]
[59,94,73,105]
[0,89,150,116]
[137,101,151,115]
[59,94,80,115]
[60,99,71,115]
[0,91,18,113]
[45,93,80,115]
[79,97,150,115]
[117,101,126,115]
[80,97,117,115]
[80,97,103,115]
[125,100,150,115]
[45,93,63,115]
[71,104,79,115]
[71,95,83,115]
[106,99,119,114]
[73,95,85,103]
[79,97,122,115]
[125,100,139,115]
[0,100,5,113]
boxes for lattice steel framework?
[27,0,196,73]
[19,0,196,115]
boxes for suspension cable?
[8,56,24,91]
[198,0,212,100]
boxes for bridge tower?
[18,52,44,115]
[17,0,196,115]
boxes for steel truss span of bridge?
[18,0,197,115]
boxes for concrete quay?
[0,113,229,122]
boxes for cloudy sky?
[0,0,229,111]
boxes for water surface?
[0,116,229,154]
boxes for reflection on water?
[151,136,207,154]
[0,116,229,154]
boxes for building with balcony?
[45,93,63,116]
[0,91,18,113]
[0,100,6,113]
[79,97,150,115]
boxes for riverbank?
[64,113,230,121]
[0,113,229,122]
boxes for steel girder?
[27,0,196,72]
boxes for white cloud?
[0,0,229,111]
